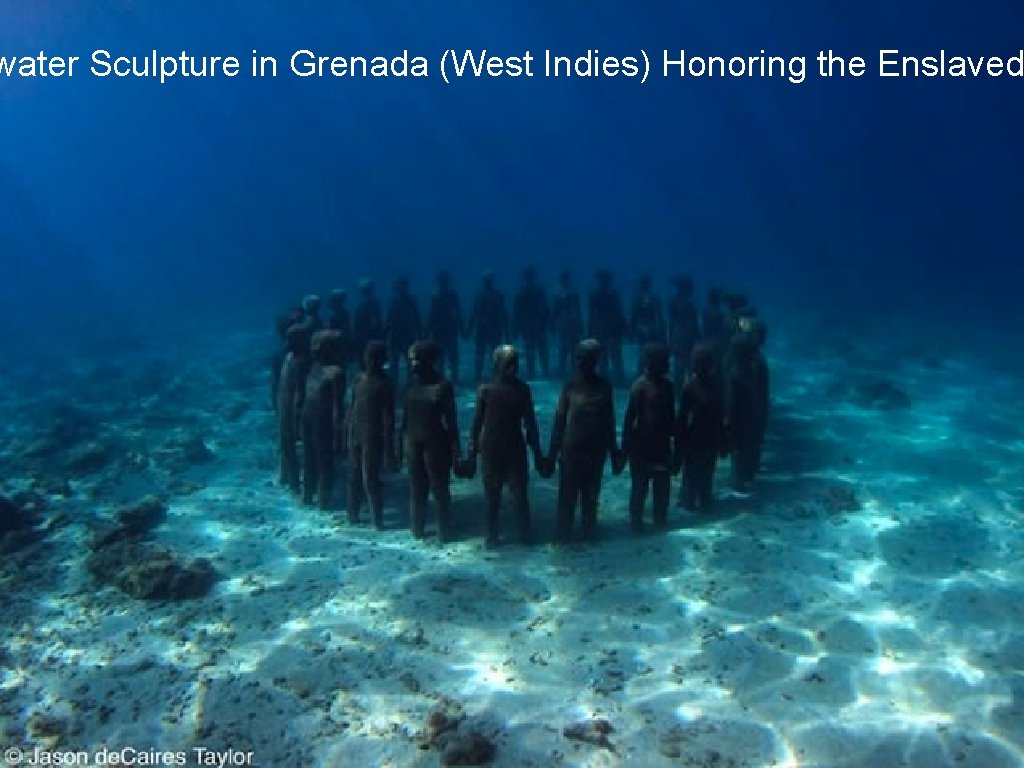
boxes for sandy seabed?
[1,317,1022,768]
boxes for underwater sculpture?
[301,330,346,510]
[464,270,509,384]
[548,339,623,542]
[724,317,770,490]
[587,269,627,387]
[301,294,324,333]
[272,270,773,540]
[426,269,464,384]
[668,275,701,386]
[326,288,353,369]
[623,343,676,530]
[401,341,460,542]
[386,276,423,384]
[512,267,551,379]
[346,340,396,528]
[551,269,584,378]
[467,345,545,547]
[352,278,385,369]
[276,323,312,494]
[677,342,727,511]
[629,274,667,349]
[270,307,304,411]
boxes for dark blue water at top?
[1,1,1022,358]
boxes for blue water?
[2,4,1024,767]
[2,1,1023,353]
